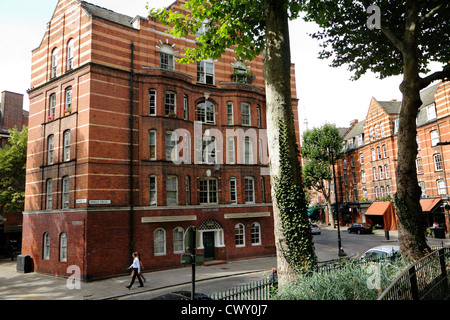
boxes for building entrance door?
[203,232,215,260]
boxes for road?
[116,226,449,300]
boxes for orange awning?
[365,201,391,216]
[420,198,441,212]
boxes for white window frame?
[173,227,184,254]
[46,179,53,210]
[165,91,176,116]
[227,137,236,164]
[437,179,446,195]
[199,178,218,204]
[241,103,251,126]
[431,130,439,147]
[43,232,50,260]
[197,101,215,124]
[149,89,157,116]
[166,176,178,205]
[51,48,58,78]
[49,94,56,118]
[67,39,74,71]
[235,223,245,247]
[197,60,214,85]
[63,130,71,162]
[251,222,261,246]
[48,135,54,165]
[230,177,237,204]
[227,101,234,125]
[159,44,175,70]
[244,177,255,203]
[244,137,253,164]
[59,232,67,262]
[434,153,443,171]
[165,131,177,161]
[149,175,157,206]
[65,87,72,112]
[149,130,157,160]
[62,176,69,209]
[154,228,166,256]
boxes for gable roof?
[80,1,135,28]
[344,120,365,140]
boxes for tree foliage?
[0,126,28,214]
[148,0,304,63]
[302,0,450,85]
[301,0,450,260]
[149,0,317,280]
[302,124,343,193]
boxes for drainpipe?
[129,40,135,255]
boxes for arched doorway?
[198,219,224,260]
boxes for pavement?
[0,224,448,300]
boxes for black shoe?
[126,285,131,289]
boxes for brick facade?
[0,91,28,258]
[23,0,299,280]
[310,81,450,234]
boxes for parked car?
[347,223,373,234]
[360,246,401,261]
[150,291,212,300]
[311,223,321,235]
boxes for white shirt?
[129,257,141,273]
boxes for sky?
[0,0,441,131]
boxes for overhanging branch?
[420,69,450,89]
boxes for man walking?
[126,252,144,289]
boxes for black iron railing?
[378,245,450,300]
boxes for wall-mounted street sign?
[89,200,111,205]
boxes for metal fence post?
[438,248,449,294]
[409,265,419,300]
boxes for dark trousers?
[129,268,143,287]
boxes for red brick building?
[0,91,28,258]
[310,81,450,235]
[22,0,299,280]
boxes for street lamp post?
[329,149,346,257]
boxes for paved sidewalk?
[2,224,446,300]
[0,235,356,300]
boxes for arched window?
[173,227,184,254]
[67,39,74,71]
[51,48,58,78]
[43,232,50,260]
[251,222,261,246]
[59,233,67,262]
[159,44,175,70]
[154,229,166,256]
[235,224,245,247]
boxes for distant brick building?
[0,91,28,257]
[310,81,450,235]
[22,0,300,280]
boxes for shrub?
[273,258,407,300]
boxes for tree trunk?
[395,0,430,261]
[264,0,313,288]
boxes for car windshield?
[364,250,387,260]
